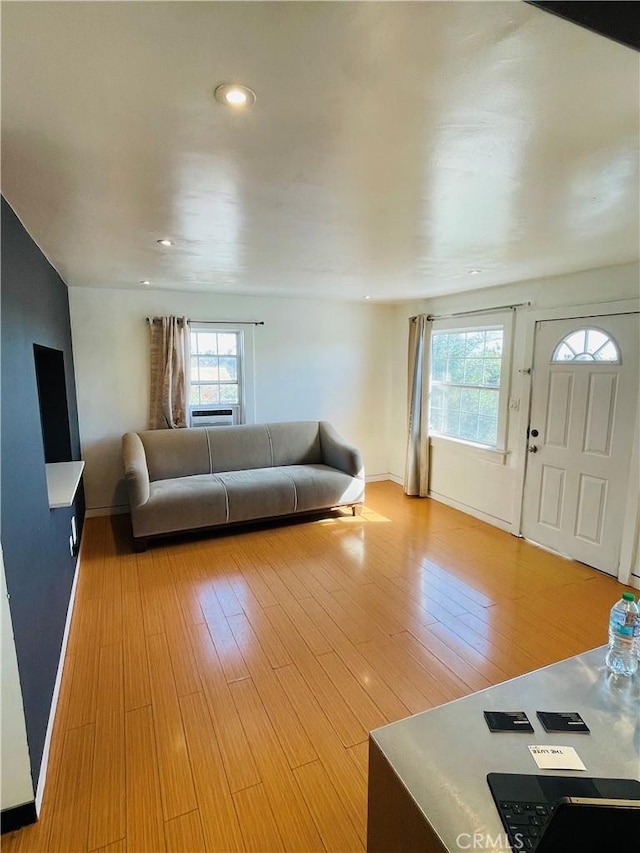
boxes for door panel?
[574,474,606,544]
[583,373,616,455]
[538,466,565,529]
[522,314,639,575]
[545,373,573,448]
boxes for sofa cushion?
[136,474,228,536]
[268,421,323,466]
[208,424,273,473]
[139,429,211,481]
[215,468,297,522]
[286,464,365,512]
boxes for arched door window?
[552,328,620,363]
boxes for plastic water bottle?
[605,592,638,677]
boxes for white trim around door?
[510,298,640,584]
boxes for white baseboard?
[35,539,83,813]
[364,473,405,486]
[428,490,512,533]
[365,474,514,537]
[85,505,128,518]
[383,480,514,534]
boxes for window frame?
[188,326,245,422]
[429,312,514,452]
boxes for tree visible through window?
[430,328,503,446]
[190,329,242,407]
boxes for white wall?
[68,262,638,525]
[1,546,34,811]
[389,262,640,527]
[69,288,393,512]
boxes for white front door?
[521,314,639,576]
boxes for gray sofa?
[122,420,365,549]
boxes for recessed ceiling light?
[364,295,372,300]
[140,280,152,286]
[469,269,483,275]
[157,239,174,247]
[214,83,256,108]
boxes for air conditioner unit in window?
[189,406,239,428]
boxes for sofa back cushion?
[139,428,211,481]
[268,421,323,466]
[208,421,323,472]
[138,421,325,480]
[208,424,273,473]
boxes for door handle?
[528,445,538,453]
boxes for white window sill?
[45,461,85,508]
[429,434,509,465]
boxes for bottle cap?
[622,592,635,602]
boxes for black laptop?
[487,773,640,852]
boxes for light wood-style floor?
[4,482,633,853]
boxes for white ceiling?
[2,1,638,302]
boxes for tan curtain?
[404,314,432,496]
[149,316,189,429]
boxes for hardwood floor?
[4,481,632,852]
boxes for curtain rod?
[146,317,264,326]
[410,301,531,322]
[189,320,264,326]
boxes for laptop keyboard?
[497,800,556,851]
[488,774,640,852]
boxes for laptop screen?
[536,798,640,852]
[487,774,640,852]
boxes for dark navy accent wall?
[1,197,85,788]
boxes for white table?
[45,460,84,508]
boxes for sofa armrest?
[122,432,150,507]
[319,422,365,479]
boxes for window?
[189,328,243,416]
[429,323,509,448]
[552,328,620,363]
